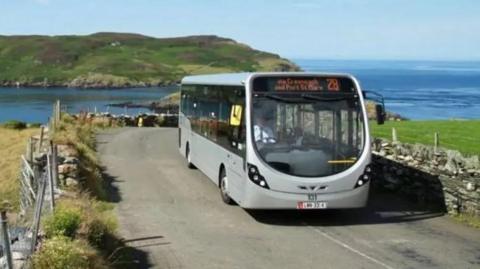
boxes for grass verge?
[370,120,480,156]
[33,114,124,268]
[451,213,480,230]
[0,126,39,210]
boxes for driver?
[254,114,276,143]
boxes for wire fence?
[1,103,60,269]
[382,127,479,156]
[1,99,177,268]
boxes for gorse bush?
[2,120,27,130]
[85,218,116,250]
[32,236,107,269]
[44,206,82,238]
[28,122,42,128]
[45,196,117,250]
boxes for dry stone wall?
[371,138,480,216]
[56,144,81,188]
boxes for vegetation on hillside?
[0,33,300,88]
[370,120,480,156]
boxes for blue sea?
[294,59,480,120]
[0,60,479,123]
[0,87,177,123]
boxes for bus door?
[227,103,246,197]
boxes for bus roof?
[181,73,252,86]
[181,72,355,86]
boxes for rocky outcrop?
[372,139,480,216]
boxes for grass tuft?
[32,236,108,269]
[44,206,82,238]
[451,213,480,229]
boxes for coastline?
[0,80,178,89]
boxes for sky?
[1,0,479,61]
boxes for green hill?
[0,32,300,88]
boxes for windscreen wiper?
[301,94,356,102]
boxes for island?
[0,32,300,88]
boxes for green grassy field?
[0,127,39,209]
[370,120,480,156]
[0,33,299,87]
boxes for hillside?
[0,32,300,88]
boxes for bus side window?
[216,86,245,156]
[228,103,246,155]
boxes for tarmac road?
[97,128,480,269]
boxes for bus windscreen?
[251,75,365,177]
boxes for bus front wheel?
[186,144,195,169]
[219,168,234,205]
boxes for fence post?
[392,127,398,143]
[52,143,58,188]
[56,99,61,123]
[47,147,55,212]
[25,137,31,163]
[52,103,56,130]
[26,137,34,163]
[38,126,45,153]
[1,211,13,269]
[434,132,439,152]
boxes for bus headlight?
[247,164,270,189]
[355,165,372,188]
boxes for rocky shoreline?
[0,79,178,89]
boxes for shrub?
[85,218,116,250]
[80,200,117,250]
[28,122,42,128]
[44,206,82,238]
[32,236,107,269]
[2,120,27,130]
[51,197,118,251]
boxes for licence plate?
[297,201,327,209]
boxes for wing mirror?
[364,91,386,125]
[375,104,385,125]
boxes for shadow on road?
[109,236,170,269]
[100,166,162,269]
[101,166,122,203]
[247,189,446,227]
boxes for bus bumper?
[240,182,369,209]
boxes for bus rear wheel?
[186,145,195,169]
[219,168,234,205]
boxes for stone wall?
[372,139,480,216]
[73,112,178,127]
[57,144,81,188]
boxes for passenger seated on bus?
[254,115,276,143]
